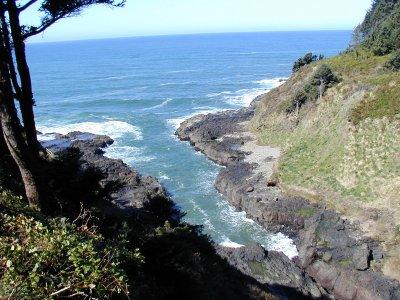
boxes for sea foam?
[38,120,143,140]
[141,98,172,111]
[206,77,287,107]
[104,145,155,165]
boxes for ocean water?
[29,31,351,258]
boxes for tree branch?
[18,0,39,12]
[50,285,72,297]
[22,17,61,39]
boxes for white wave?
[235,51,271,55]
[141,98,172,111]
[104,145,155,165]
[37,133,58,142]
[159,174,170,180]
[224,89,266,107]
[167,69,200,74]
[217,202,257,229]
[160,82,192,86]
[206,91,232,98]
[37,121,143,140]
[203,219,215,231]
[254,77,287,87]
[220,237,245,248]
[215,199,298,258]
[223,77,287,107]
[93,75,136,81]
[267,232,298,259]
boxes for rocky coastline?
[40,131,323,299]
[176,103,400,299]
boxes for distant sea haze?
[29,31,352,257]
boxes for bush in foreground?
[0,191,133,299]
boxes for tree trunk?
[0,11,21,99]
[6,0,39,156]
[0,99,40,208]
[0,14,40,208]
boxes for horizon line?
[27,28,354,45]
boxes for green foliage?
[0,193,131,299]
[312,64,340,86]
[287,65,339,113]
[385,51,400,70]
[292,52,324,72]
[23,0,126,39]
[354,0,400,55]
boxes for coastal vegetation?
[250,0,400,280]
[286,64,339,113]
[292,52,324,72]
[353,0,400,55]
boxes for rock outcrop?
[217,243,324,299]
[42,131,168,210]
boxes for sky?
[21,0,373,43]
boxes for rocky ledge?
[176,108,400,300]
[41,131,167,211]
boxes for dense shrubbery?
[0,191,132,299]
[354,0,400,55]
[292,53,324,72]
[385,51,400,70]
[287,64,339,113]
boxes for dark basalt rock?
[43,131,168,210]
[217,243,324,299]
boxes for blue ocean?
[28,31,351,257]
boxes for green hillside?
[250,0,400,281]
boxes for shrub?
[287,65,339,113]
[0,191,133,299]
[292,53,324,72]
[311,64,340,86]
[287,90,309,113]
[385,51,400,70]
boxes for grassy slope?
[250,48,400,280]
